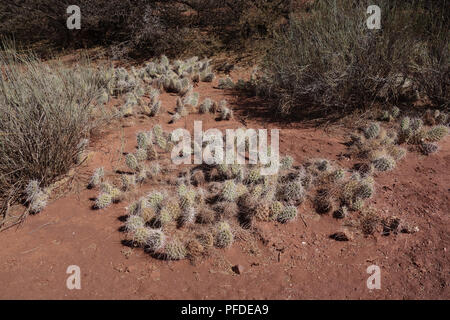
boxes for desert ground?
[0,68,448,300]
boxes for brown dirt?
[0,71,449,300]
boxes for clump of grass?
[0,43,111,226]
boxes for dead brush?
[0,42,112,227]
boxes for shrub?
[256,0,449,118]
[0,43,110,227]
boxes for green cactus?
[180,207,197,225]
[372,155,396,172]
[386,145,407,161]
[222,180,237,201]
[281,180,305,204]
[391,106,400,118]
[170,113,181,124]
[155,134,167,150]
[410,118,423,132]
[426,125,448,142]
[153,124,163,138]
[125,215,145,232]
[88,167,104,188]
[246,167,261,184]
[350,198,364,211]
[131,226,152,247]
[150,101,161,116]
[157,207,173,226]
[147,191,165,210]
[277,206,298,223]
[215,222,234,248]
[420,142,438,155]
[95,192,112,209]
[147,145,158,160]
[270,201,284,219]
[280,156,294,170]
[179,189,196,210]
[314,158,331,172]
[125,153,139,171]
[135,148,147,162]
[137,131,152,149]
[165,240,187,260]
[364,122,381,139]
[220,106,233,120]
[235,183,248,198]
[147,229,166,252]
[199,98,212,114]
[400,116,410,131]
[355,178,374,199]
[121,174,136,191]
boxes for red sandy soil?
[0,72,449,300]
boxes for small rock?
[329,232,349,241]
[232,264,244,275]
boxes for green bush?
[257,0,449,118]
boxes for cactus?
[420,142,438,155]
[364,122,380,139]
[314,191,333,214]
[220,106,233,120]
[270,201,284,219]
[170,113,181,124]
[246,167,261,184]
[222,180,237,202]
[137,131,152,149]
[410,118,423,132]
[426,125,448,142]
[186,239,204,258]
[147,145,158,160]
[409,129,427,145]
[200,72,215,82]
[281,180,305,204]
[155,134,167,150]
[329,168,345,182]
[153,124,163,138]
[135,148,147,162]
[436,113,448,125]
[372,155,396,172]
[391,106,400,118]
[180,207,197,225]
[235,183,248,198]
[218,77,235,89]
[165,202,182,220]
[250,184,264,199]
[215,222,234,248]
[255,202,271,221]
[175,97,188,116]
[88,167,104,188]
[400,116,410,131]
[314,158,331,172]
[280,156,294,170]
[139,204,156,223]
[199,98,212,114]
[198,231,214,247]
[150,101,161,116]
[125,215,145,232]
[146,191,165,210]
[333,206,348,219]
[125,153,139,171]
[355,178,374,199]
[131,226,152,247]
[29,191,48,213]
[95,192,112,209]
[157,207,173,226]
[179,189,196,210]
[147,229,166,251]
[100,182,114,194]
[350,198,364,211]
[109,187,123,203]
[165,240,187,260]
[386,145,407,161]
[277,206,298,223]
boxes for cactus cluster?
[88,167,104,188]
[222,180,237,202]
[364,122,381,139]
[165,240,187,260]
[215,222,234,248]
[372,155,396,172]
[25,180,49,214]
[277,206,298,223]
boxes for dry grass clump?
[0,43,112,228]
